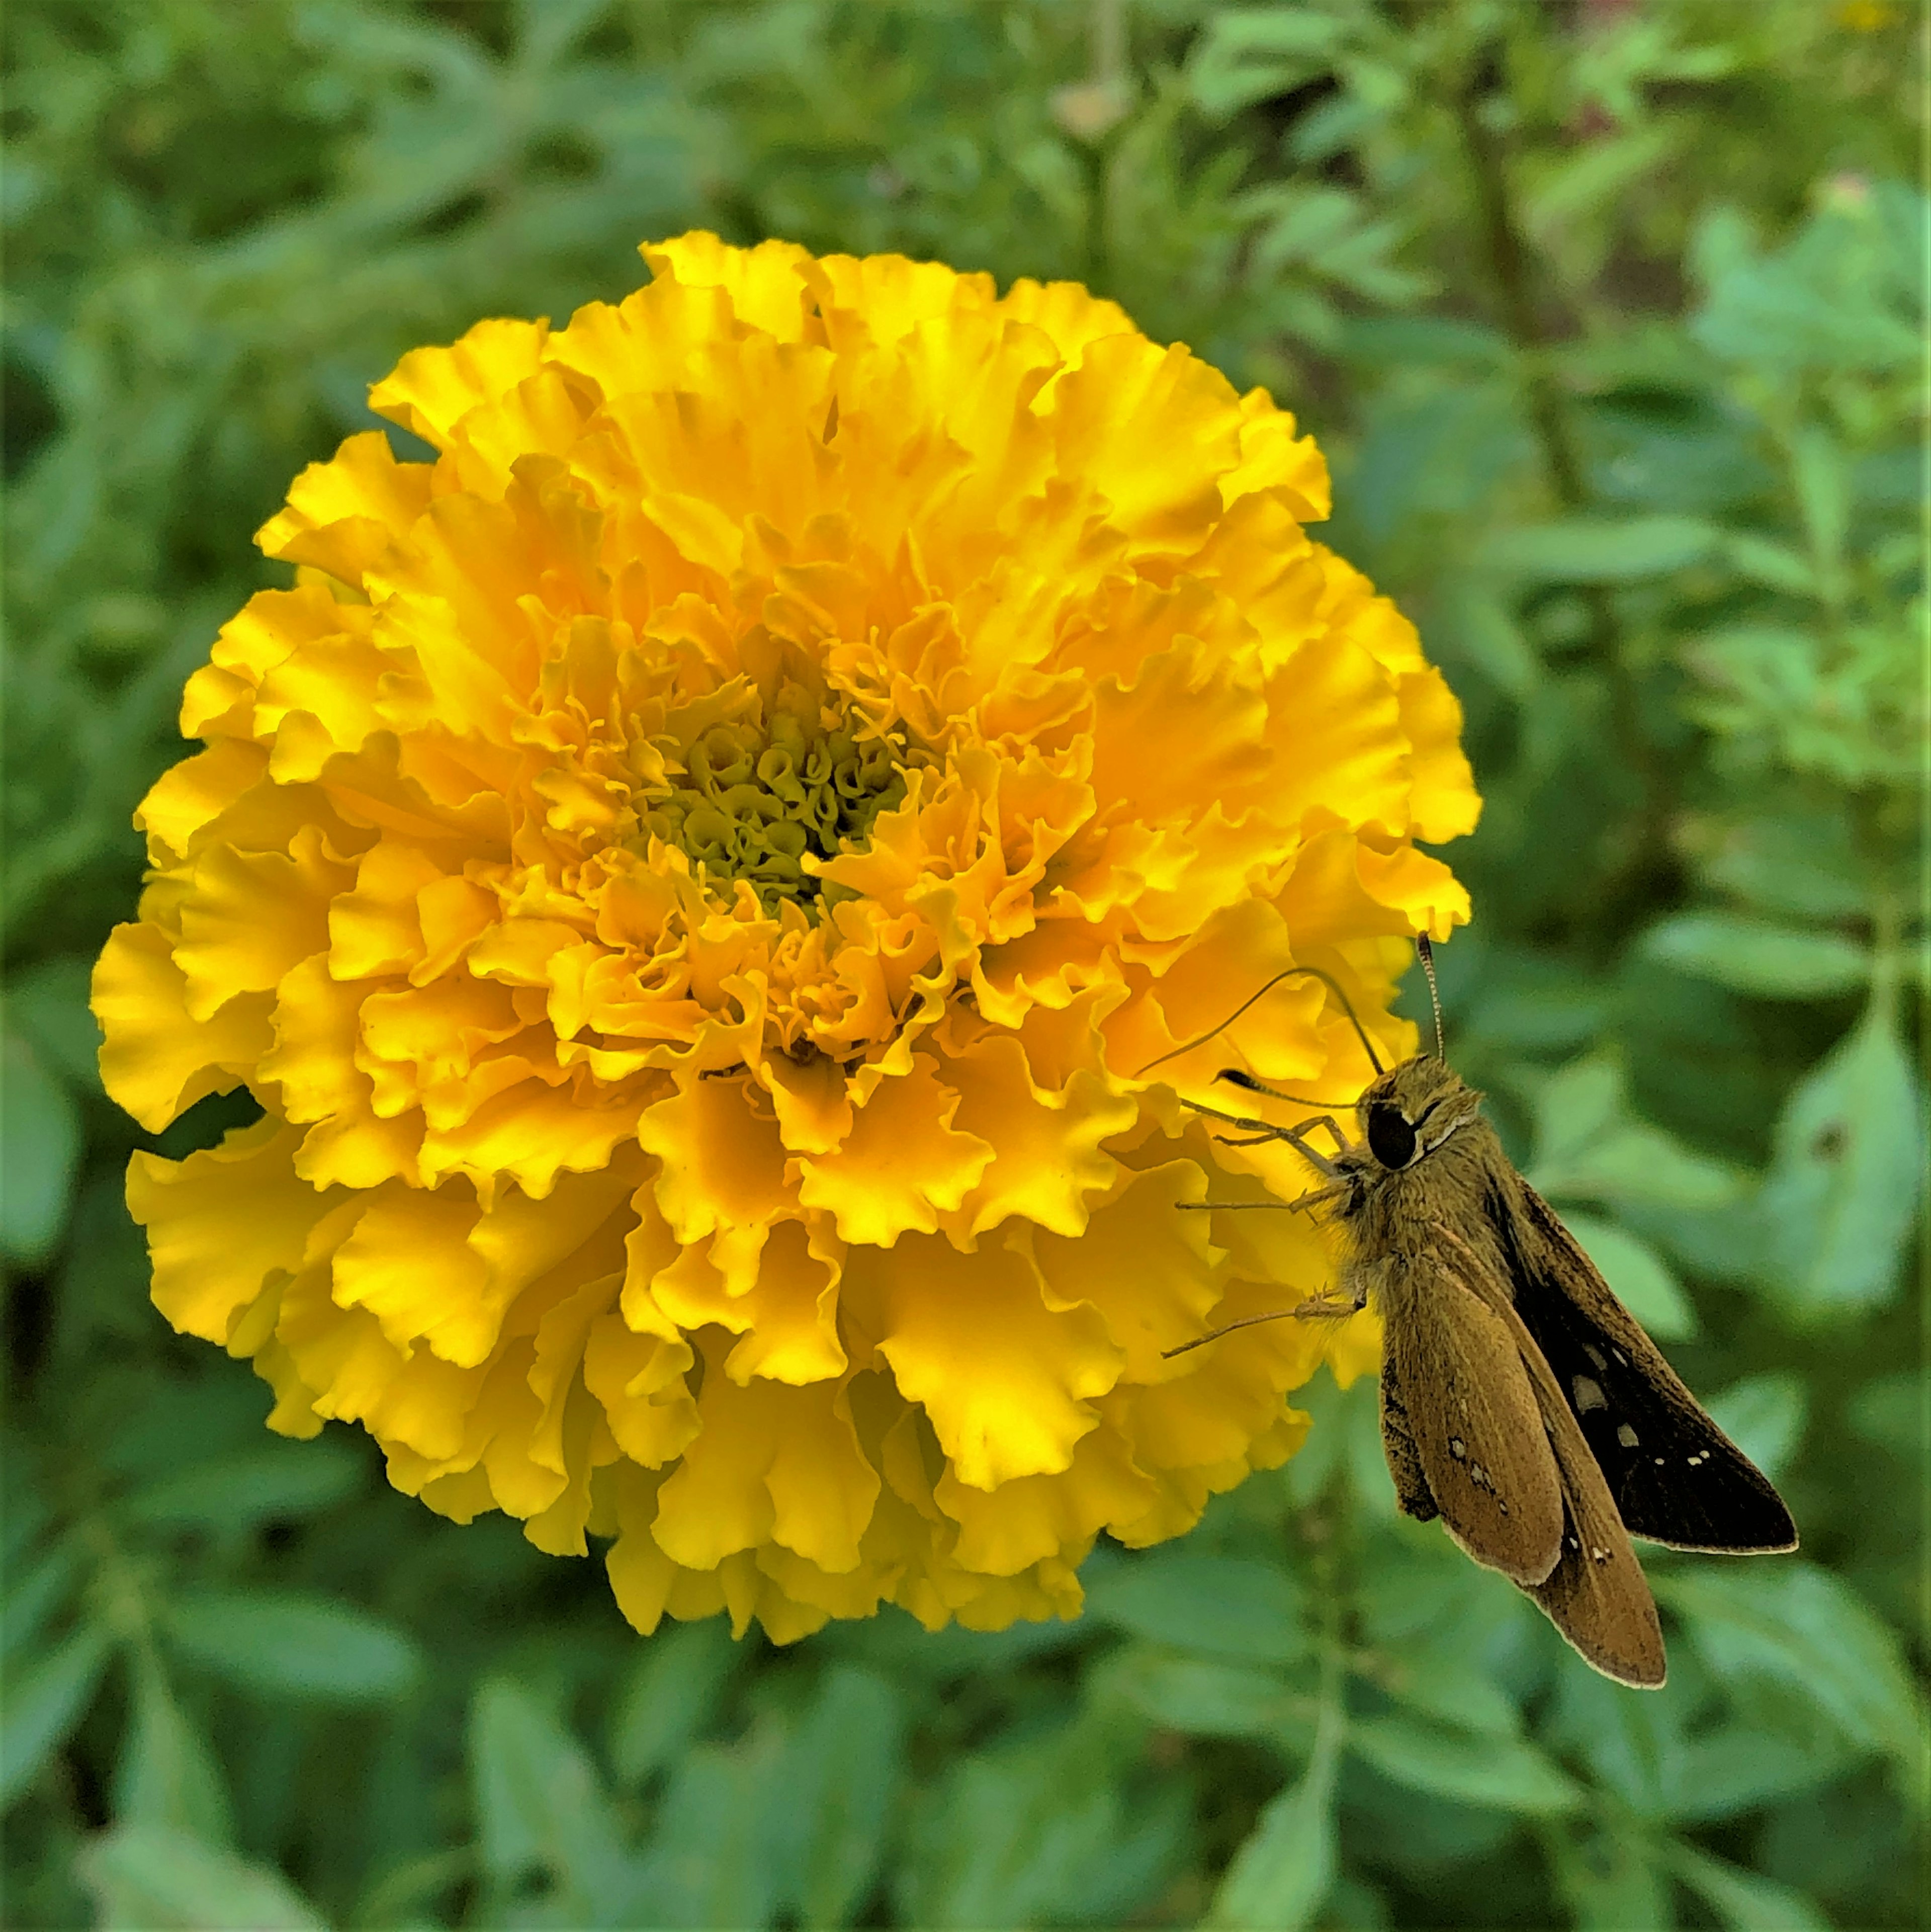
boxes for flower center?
[641,691,926,914]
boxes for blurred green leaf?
[1,1031,83,1265]
[1669,1840,1832,1932]
[1560,1211,1698,1340]
[114,1659,235,1849]
[900,1710,1182,1931]
[120,1442,364,1535]
[1692,184,1924,374]
[608,1615,737,1789]
[163,1588,421,1704]
[1758,995,1927,1313]
[0,1623,112,1810]
[1846,1369,1925,1465]
[77,1824,326,1931]
[1667,1715,1857,1823]
[1100,1647,1308,1746]
[1347,1714,1583,1816]
[1530,1054,1747,1213]
[1185,9,1350,122]
[1482,515,1719,582]
[783,1665,905,1929]
[1687,808,1872,921]
[1640,912,1870,999]
[1,1536,83,1663]
[1206,1704,1340,1931]
[1702,1373,1807,1484]
[1085,1553,1307,1665]
[471,1676,639,1923]
[4,957,105,1093]
[1547,1822,1673,1932]
[1661,1562,1926,1795]
[1722,530,1819,598]
[635,1726,790,1930]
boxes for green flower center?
[642,689,926,914]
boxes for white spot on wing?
[1617,1423,1639,1448]
[1572,1375,1607,1414]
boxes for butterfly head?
[1357,1056,1482,1172]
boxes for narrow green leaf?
[1,1537,82,1662]
[1531,1054,1746,1212]
[1547,1821,1675,1932]
[1640,911,1870,998]
[788,1666,906,1930]
[1759,998,1927,1313]
[1723,531,1820,598]
[1097,1647,1306,1747]
[1207,1711,1340,1930]
[1701,1372,1807,1483]
[3,958,104,1092]
[120,1442,364,1535]
[114,1659,235,1849]
[470,1676,636,1917]
[78,1824,325,1931]
[1084,1554,1306,1664]
[1186,9,1348,121]
[1,1624,111,1810]
[1484,515,1719,582]
[163,1588,421,1704]
[1348,1714,1584,1815]
[607,1616,735,1788]
[1669,1841,1831,1932]
[1666,1719,1856,1822]
[1560,1212,1698,1339]
[0,1031,82,1265]
[638,1728,792,1931]
[1660,1562,1926,1796]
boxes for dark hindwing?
[1378,1353,1439,1524]
[1499,1180,1797,1555]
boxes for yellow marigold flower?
[94,234,1477,1641]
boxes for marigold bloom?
[94,234,1476,1639]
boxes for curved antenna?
[1216,1069,1361,1109]
[1137,964,1387,1080]
[1415,935,1446,1061]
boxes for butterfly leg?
[1182,1101,1341,1178]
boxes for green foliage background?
[3,3,1925,1926]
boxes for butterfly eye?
[1366,1103,1419,1169]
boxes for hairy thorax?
[1326,1061,1516,1322]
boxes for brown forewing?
[1475,1269,1668,1688]
[1384,1262,1564,1587]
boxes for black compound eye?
[1366,1103,1419,1170]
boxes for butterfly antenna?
[1416,935,1446,1061]
[1138,965,1386,1079]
